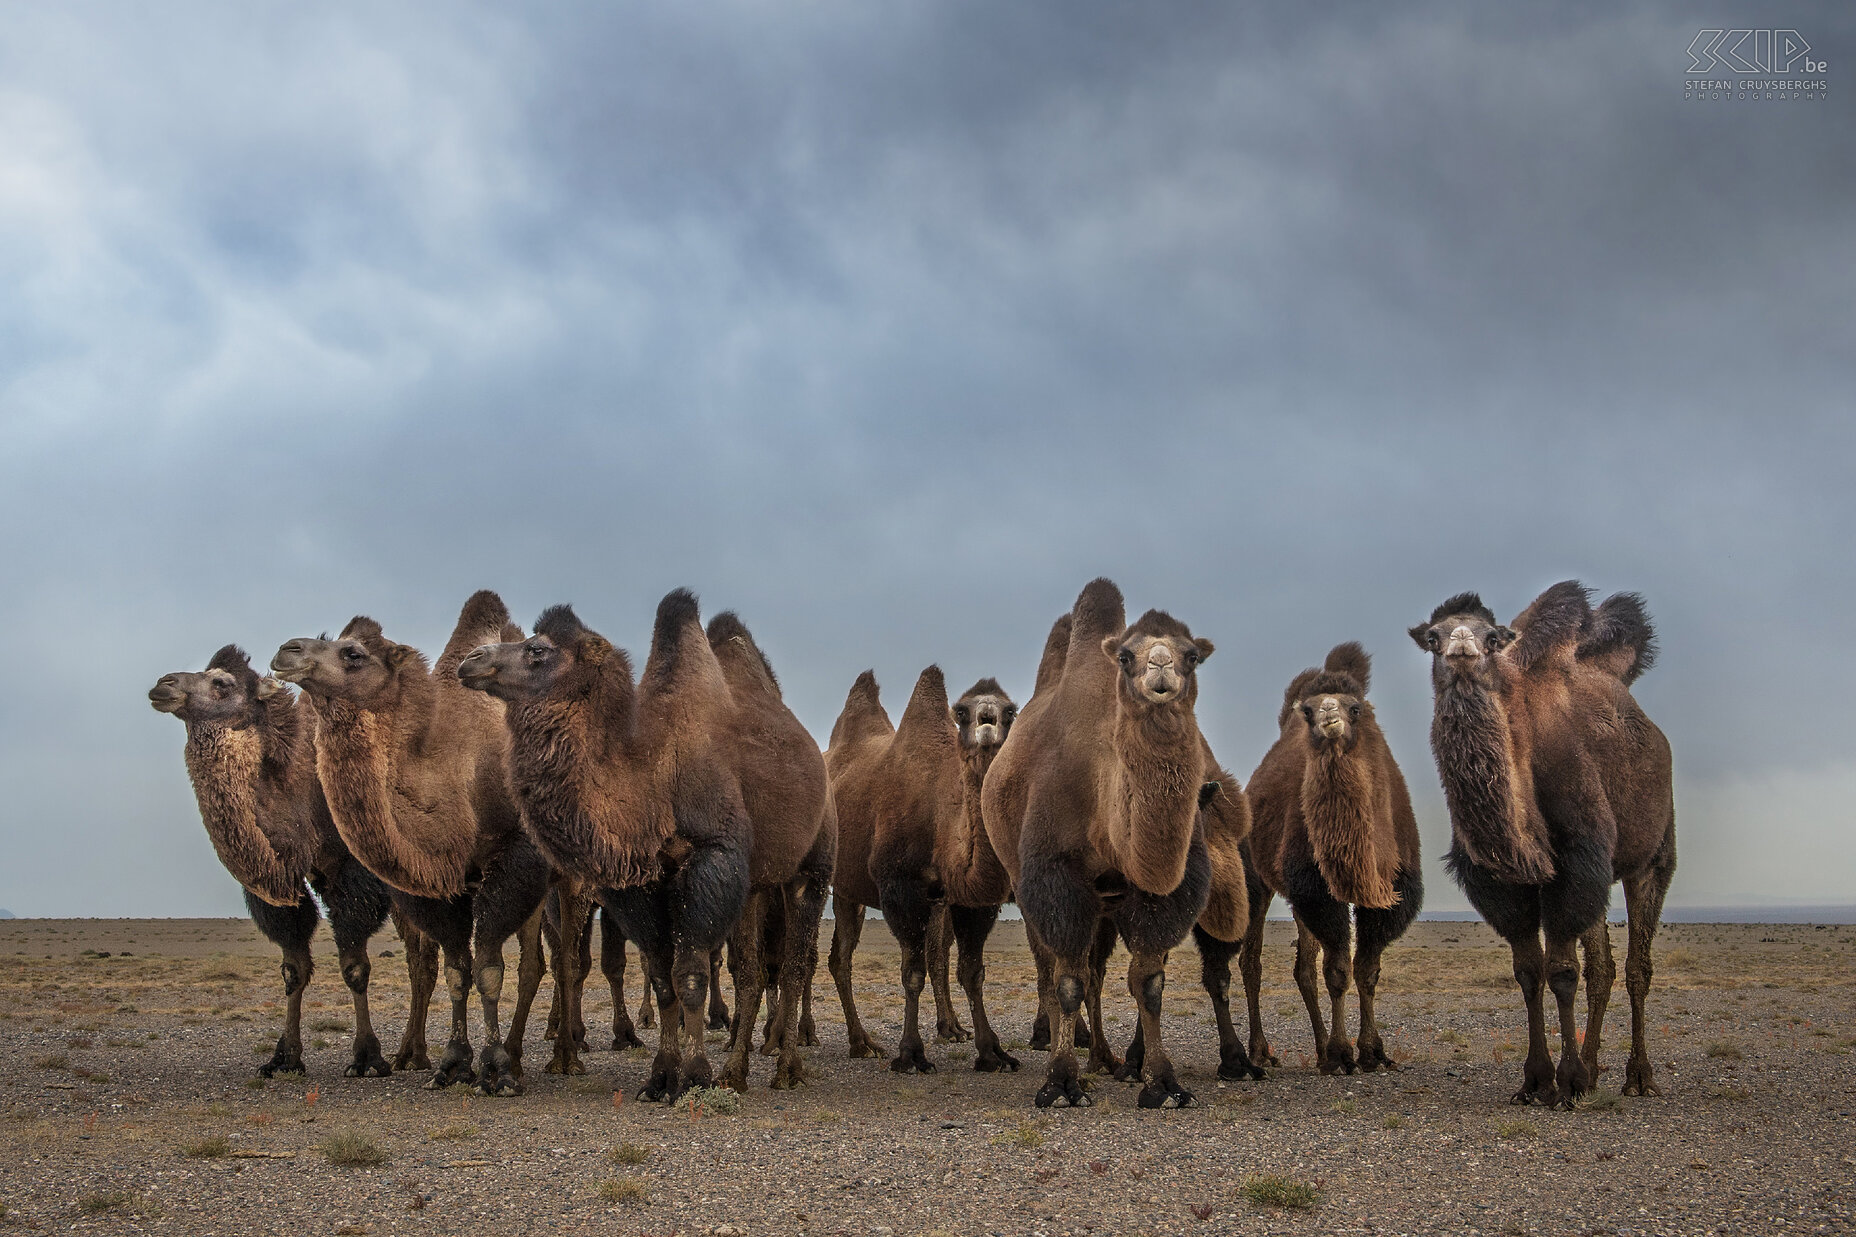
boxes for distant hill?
[0,908,14,919]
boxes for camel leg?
[930,905,970,1043]
[1321,923,1357,1076]
[541,890,564,1043]
[828,895,887,1058]
[433,935,477,1090]
[1084,918,1121,1075]
[1579,919,1616,1080]
[771,864,828,1090]
[761,904,788,1054]
[1035,954,1091,1108]
[599,910,643,1050]
[324,862,393,1079]
[504,906,549,1079]
[471,912,526,1097]
[1238,861,1280,1068]
[1503,930,1558,1105]
[1290,915,1330,1068]
[797,923,819,1047]
[1020,855,1099,1108]
[546,882,594,1075]
[878,876,937,1074]
[1620,833,1675,1097]
[1351,908,1394,1072]
[1127,950,1191,1108]
[951,904,1018,1073]
[1028,927,1055,1050]
[248,892,317,1078]
[1195,925,1265,1081]
[718,893,768,1093]
[604,883,682,1102]
[573,899,594,1049]
[390,906,436,1071]
[708,948,732,1033]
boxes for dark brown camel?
[270,592,554,1095]
[827,668,1021,1075]
[151,646,439,1079]
[456,593,834,1099]
[983,579,1218,1109]
[1411,582,1675,1107]
[1238,643,1423,1075]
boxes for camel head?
[1291,671,1370,754]
[953,678,1016,763]
[1102,610,1214,711]
[149,645,266,727]
[1409,593,1514,689]
[269,616,417,703]
[457,604,617,702]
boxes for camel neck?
[1302,738,1398,909]
[182,719,309,907]
[1430,677,1554,885]
[1109,704,1204,895]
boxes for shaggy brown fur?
[1239,643,1423,1076]
[152,647,437,1080]
[271,592,551,1096]
[457,593,835,1100]
[827,667,1020,1074]
[983,579,1218,1110]
[1412,582,1676,1106]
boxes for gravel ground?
[1,918,1852,1236]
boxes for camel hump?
[500,621,524,644]
[829,670,894,749]
[1509,580,1593,673]
[1032,613,1072,697]
[706,612,782,696]
[1278,667,1323,728]
[437,590,514,676]
[207,644,253,675]
[1323,642,1371,694]
[640,588,714,689]
[1579,591,1658,684]
[896,666,955,746]
[1070,578,1126,640]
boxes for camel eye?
[1003,707,1016,722]
[1302,706,1314,722]
[1425,631,1440,651]
[1183,649,1198,668]
[1117,649,1134,669]
[1349,705,1360,719]
[953,708,969,725]
[343,646,366,662]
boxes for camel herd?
[149,577,1675,1113]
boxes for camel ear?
[1101,635,1123,663]
[385,643,418,668]
[1488,626,1517,653]
[1192,638,1214,664]
[1408,623,1432,651]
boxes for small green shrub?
[1240,1174,1320,1210]
[321,1129,386,1167]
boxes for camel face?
[953,687,1016,755]
[148,666,255,726]
[269,633,395,701]
[456,636,562,701]
[1102,630,1213,708]
[1409,606,1514,690]
[1298,689,1366,753]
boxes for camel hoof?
[936,1022,973,1044]
[772,1055,806,1090]
[257,1059,306,1080]
[1034,1080,1091,1108]
[611,1029,644,1052]
[708,1012,732,1033]
[392,1048,431,1072]
[1217,1056,1266,1082]
[889,1045,936,1075]
[847,1039,888,1061]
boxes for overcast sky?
[1,4,1850,917]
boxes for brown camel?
[1411,582,1675,1107]
[983,579,1218,1109]
[270,592,554,1095]
[456,593,834,1100]
[826,668,1021,1074]
[151,645,439,1079]
[1238,643,1423,1076]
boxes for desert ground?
[0,917,1851,1237]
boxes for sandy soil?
[1,917,1852,1236]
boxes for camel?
[150,645,439,1079]
[1411,582,1675,1107]
[270,592,553,1095]
[983,579,1218,1109]
[456,592,834,1100]
[827,668,1021,1075]
[1237,643,1423,1076]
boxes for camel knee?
[1056,974,1083,1017]
[477,962,506,1002]
[1140,970,1164,1017]
[341,958,370,994]
[445,965,471,1004]
[280,959,311,997]
[1546,962,1579,1006]
[903,966,926,996]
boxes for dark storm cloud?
[0,3,1850,914]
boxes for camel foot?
[757,1036,779,1058]
[545,1044,587,1076]
[257,1037,306,1079]
[674,1057,715,1102]
[1554,1055,1593,1108]
[1320,1039,1357,1075]
[1027,1016,1051,1053]
[610,1025,644,1052]
[1034,1075,1092,1108]
[1086,1046,1122,1076]
[1137,1074,1194,1109]
[391,1042,431,1072]
[936,1019,973,1044]
[707,1004,732,1034]
[1217,1049,1267,1082]
[974,1042,1020,1073]
[474,1043,523,1097]
[798,1015,818,1048]
[889,1042,936,1074]
[345,1033,392,1079]
[1621,1055,1660,1098]
[427,1043,476,1090]
[638,1050,679,1103]
[847,1035,889,1061]
[772,1051,806,1090]
[1355,1041,1396,1072]
[717,1061,749,1094]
